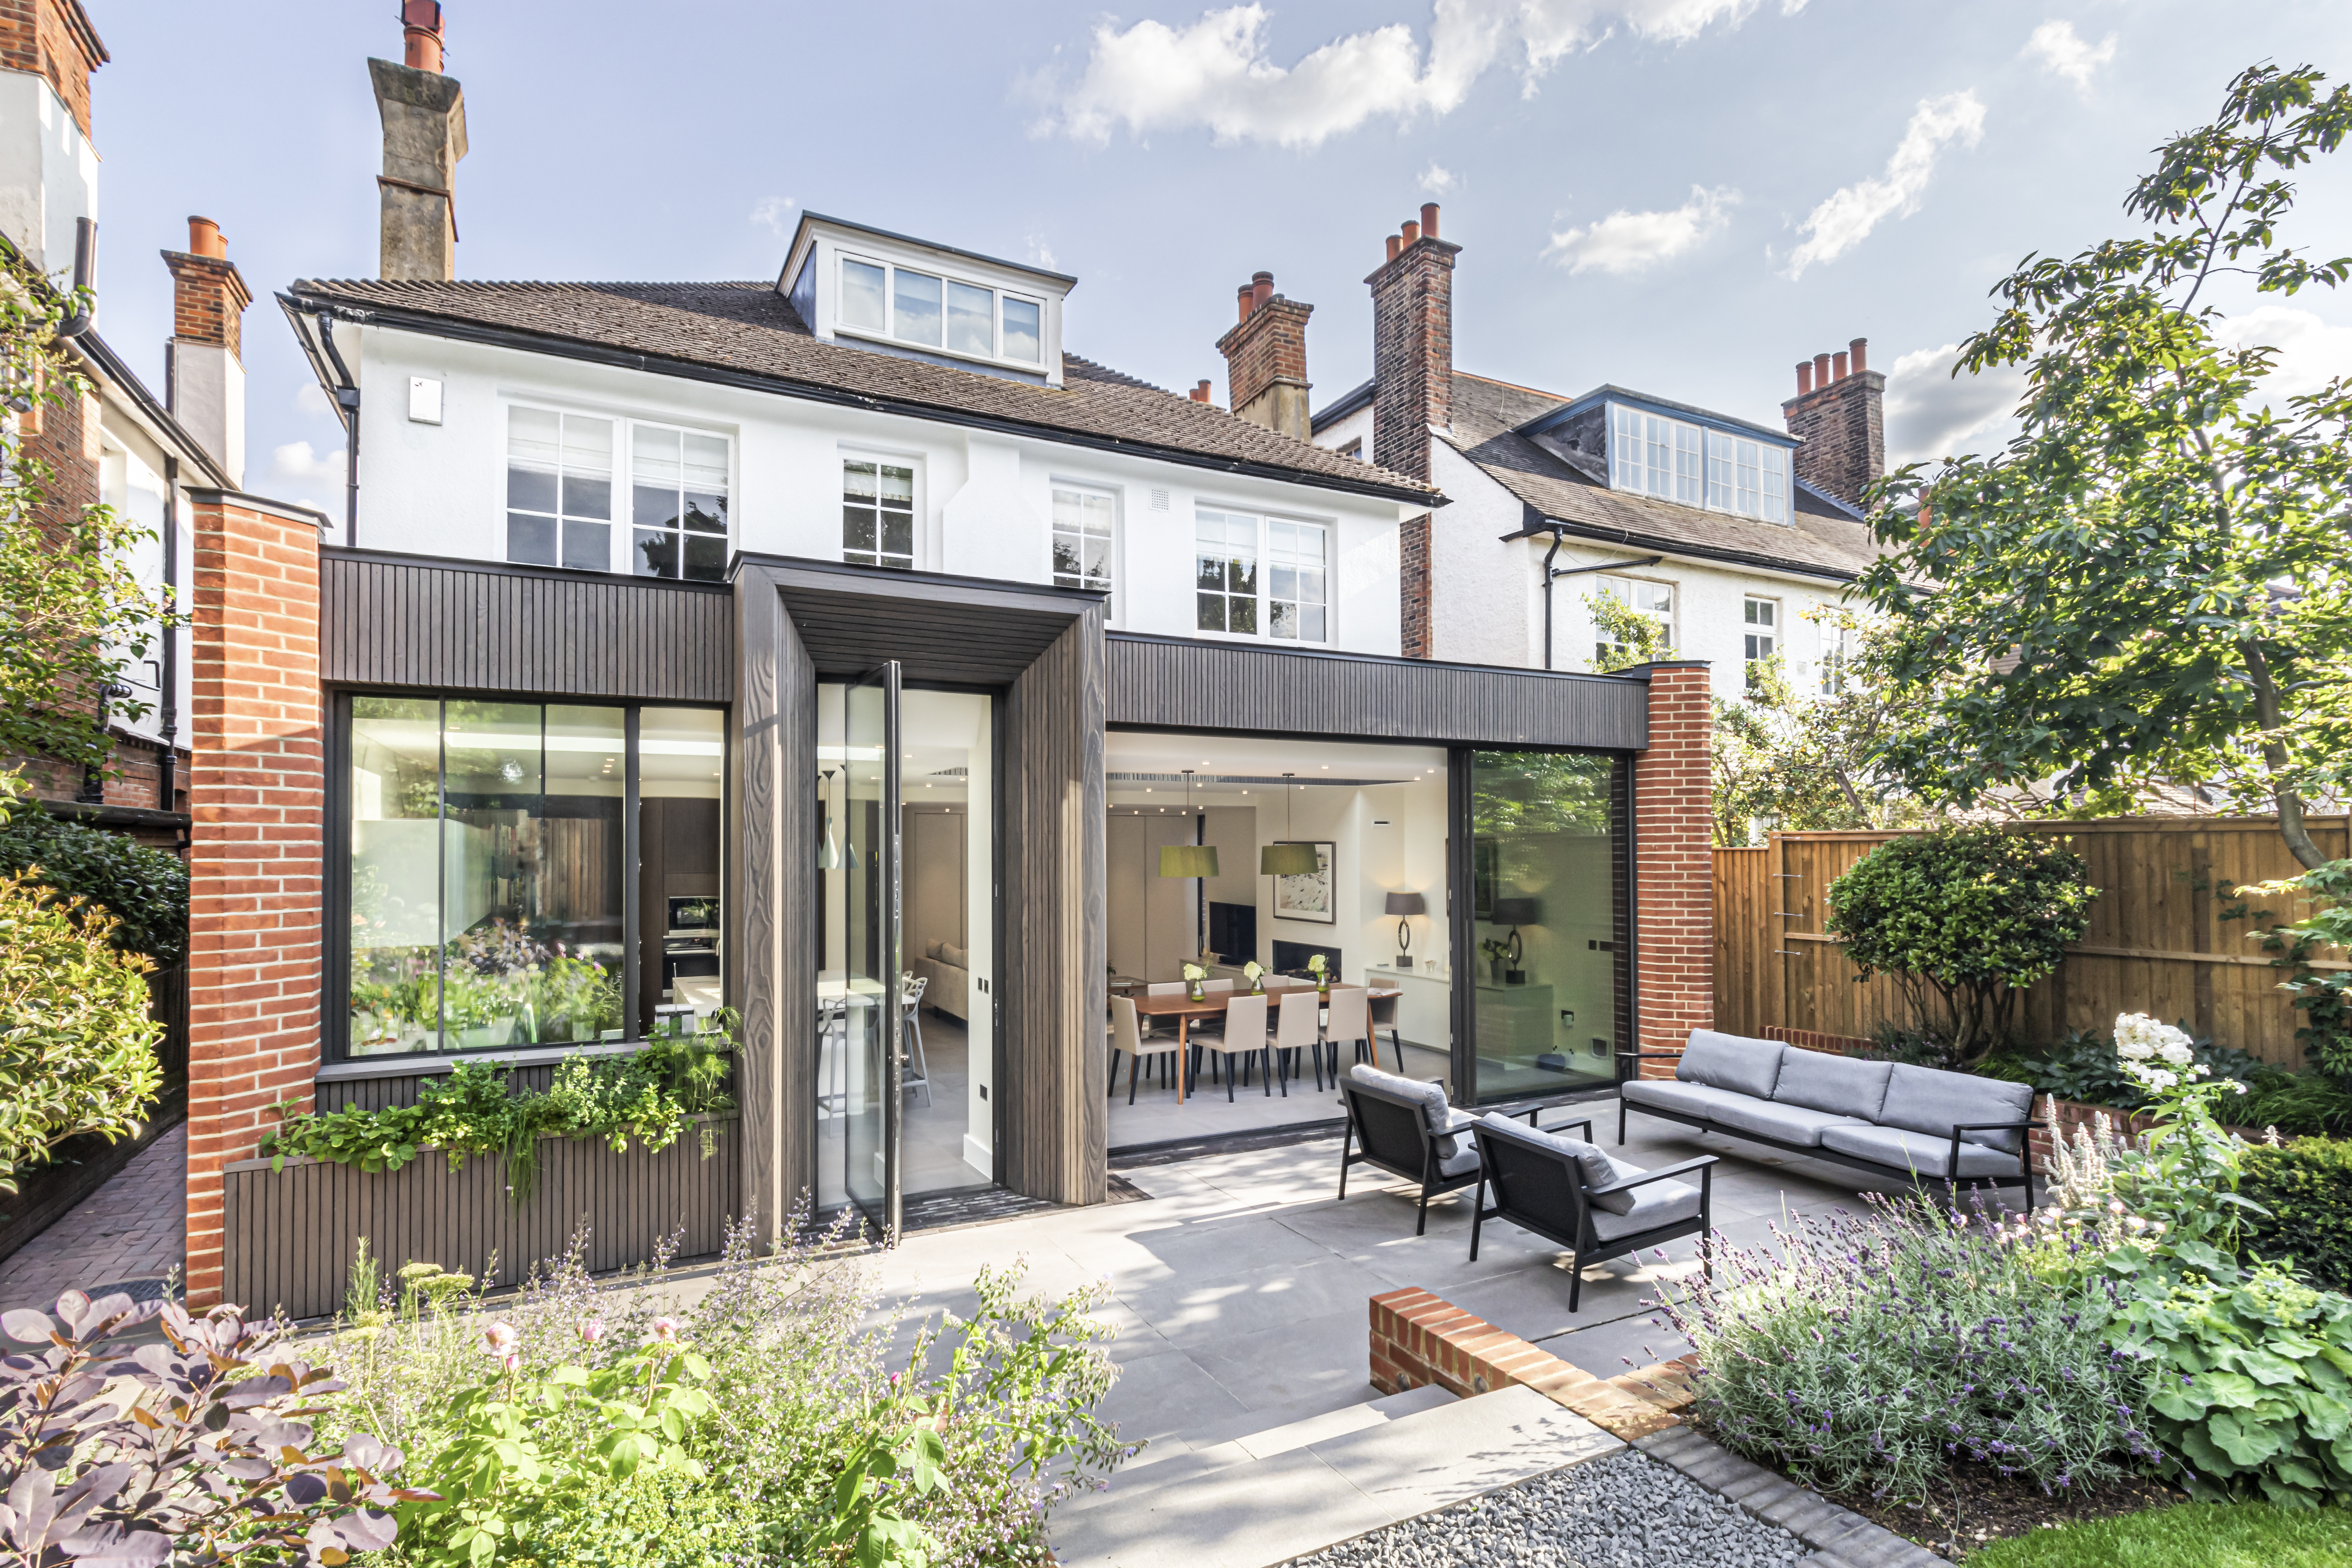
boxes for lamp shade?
[1384,891,1426,918]
[1260,841,1319,876]
[1159,844,1221,878]
[1490,896,1541,927]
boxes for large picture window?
[1196,509,1329,642]
[630,424,730,581]
[508,408,730,579]
[1051,485,1114,612]
[343,696,723,1058]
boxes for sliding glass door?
[839,662,902,1234]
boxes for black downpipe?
[159,456,179,815]
[314,311,362,544]
[1541,529,1563,670]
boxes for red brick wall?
[1781,367,1885,512]
[184,493,324,1308]
[1366,235,1459,484]
[1369,1287,1685,1438]
[1635,664,1714,1068]
[1400,514,1432,660]
[1216,293,1311,436]
[163,251,252,361]
[0,1,105,140]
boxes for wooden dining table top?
[1128,981,1399,1020]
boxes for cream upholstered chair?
[1193,993,1272,1101]
[1270,987,1324,1091]
[1322,986,1371,1082]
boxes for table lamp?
[1385,890,1426,968]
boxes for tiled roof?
[285,278,1438,503]
[1450,372,1570,445]
[1445,426,1886,581]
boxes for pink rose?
[577,1316,606,1344]
[648,1317,681,1344]
[482,1321,519,1356]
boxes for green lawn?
[1969,1503,2352,1567]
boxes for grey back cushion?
[1877,1065,2036,1152]
[1350,1063,1470,1159]
[1675,1030,1786,1100]
[1478,1114,1640,1214]
[1771,1049,1895,1122]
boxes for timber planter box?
[221,1114,741,1323]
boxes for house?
[172,4,1719,1319]
[0,0,243,836]
[1269,203,1887,704]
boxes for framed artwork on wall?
[1272,841,1336,924]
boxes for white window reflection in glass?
[843,460,915,570]
[1743,598,1777,692]
[893,269,944,347]
[630,425,729,582]
[840,259,886,332]
[1195,512,1258,635]
[1266,520,1327,642]
[1051,486,1114,613]
[839,255,1045,367]
[507,408,612,572]
[1002,296,1042,363]
[1595,574,1673,664]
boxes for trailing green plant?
[2235,860,2352,1081]
[2239,1137,2352,1294]
[0,784,188,964]
[1823,826,2098,1066]
[0,869,164,1194]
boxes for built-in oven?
[662,897,721,999]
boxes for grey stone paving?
[0,1123,185,1319]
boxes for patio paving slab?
[0,1124,185,1334]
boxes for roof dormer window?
[784,213,1070,384]
[1604,400,1790,524]
[835,252,1046,368]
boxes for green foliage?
[1855,64,2352,871]
[0,258,181,775]
[1824,827,2098,1065]
[2236,1074,2352,1139]
[2235,861,2352,1079]
[1966,1502,2352,1568]
[804,1416,948,1568]
[1710,622,1926,847]
[0,796,189,964]
[0,870,163,1193]
[1584,590,1664,675]
[2240,1139,2352,1294]
[262,1029,735,1203]
[1998,1022,2265,1114]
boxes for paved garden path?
[0,1124,186,1321]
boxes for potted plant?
[1479,937,1511,984]
[1306,953,1330,995]
[1241,960,1265,994]
[1182,960,1207,1002]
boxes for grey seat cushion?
[1703,1096,1868,1149]
[1877,1065,2036,1153]
[1770,1048,1895,1122]
[1675,1030,1787,1099]
[1350,1063,1474,1161]
[1819,1123,2023,1180]
[1478,1113,1639,1214]
[1436,1138,1482,1178]
[1590,1176,1702,1242]
[1621,1079,1757,1120]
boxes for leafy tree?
[0,776,188,963]
[1859,64,2352,869]
[1824,826,2097,1066]
[1584,590,1666,675]
[1712,620,1927,846]
[0,253,178,777]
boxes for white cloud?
[291,382,338,419]
[750,196,796,236]
[266,439,343,516]
[1027,232,1059,269]
[2221,305,2352,401]
[1784,91,1985,279]
[1031,1,1790,149]
[1420,160,1457,196]
[1544,184,1737,274]
[1882,342,2026,467]
[2022,20,2116,91]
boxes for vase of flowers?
[1306,953,1330,995]
[1182,960,1207,1002]
[1479,938,1510,984]
[1242,960,1265,994]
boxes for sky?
[72,0,2352,515]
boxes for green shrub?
[2239,1139,2352,1293]
[0,870,164,1192]
[2237,1074,2352,1138]
[1824,827,2097,1065]
[1967,1502,2352,1568]
[0,806,187,964]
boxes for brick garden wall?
[1633,663,1715,1070]
[184,491,327,1308]
[1370,1286,1691,1439]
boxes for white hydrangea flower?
[2158,1040,2194,1067]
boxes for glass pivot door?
[840,662,904,1236]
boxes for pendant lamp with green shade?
[1261,773,1319,875]
[1157,769,1220,878]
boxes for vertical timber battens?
[1000,609,1107,1204]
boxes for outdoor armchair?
[1471,1113,1717,1313]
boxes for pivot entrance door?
[834,662,902,1236]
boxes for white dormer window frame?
[1607,402,1791,524]
[835,249,1048,373]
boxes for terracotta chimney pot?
[1832,350,1849,381]
[403,0,445,72]
[1813,352,1832,388]
[1795,361,1813,396]
[1420,203,1439,240]
[187,216,225,259]
[1251,271,1274,310]
[1400,220,1420,247]
[1236,283,1253,323]
[1849,337,1869,375]
[1192,379,1212,403]
[1386,234,1401,262]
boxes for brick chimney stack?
[0,0,108,272]
[1782,335,1884,511]
[1367,202,1458,659]
[162,216,251,486]
[1215,269,1313,441]
[369,0,466,281]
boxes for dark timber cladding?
[748,554,1103,685]
[319,548,733,701]
[1105,633,1648,748]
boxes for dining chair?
[1203,978,1237,993]
[1194,994,1272,1101]
[1323,986,1372,1083]
[1368,992,1408,1073]
[1270,987,1323,1091]
[1112,995,1177,1105]
[900,974,932,1107]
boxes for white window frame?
[836,249,1047,372]
[1594,573,1675,663]
[504,402,735,581]
[1049,481,1119,619]
[1192,506,1332,646]
[1742,597,1778,664]
[1819,619,1852,695]
[840,452,923,572]
[1614,402,1792,523]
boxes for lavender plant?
[1657,1193,2160,1504]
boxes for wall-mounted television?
[1208,901,1256,964]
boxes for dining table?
[1128,980,1402,1104]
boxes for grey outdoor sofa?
[1619,1030,2042,1203]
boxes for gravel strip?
[1288,1449,1812,1568]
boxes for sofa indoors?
[1619,1029,2042,1202]
[911,941,970,1022]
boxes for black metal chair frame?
[1615,1051,2044,1206]
[1471,1119,1717,1313]
[1338,1076,1593,1236]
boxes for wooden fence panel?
[1714,818,2352,1067]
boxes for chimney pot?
[1832,350,1849,381]
[1795,361,1813,396]
[1813,352,1832,388]
[1236,283,1253,323]
[1191,379,1212,403]
[403,0,445,73]
[1849,336,1868,375]
[1251,271,1274,310]
[1400,220,1420,247]
[186,216,225,259]
[1386,234,1401,262]
[1420,202,1439,240]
